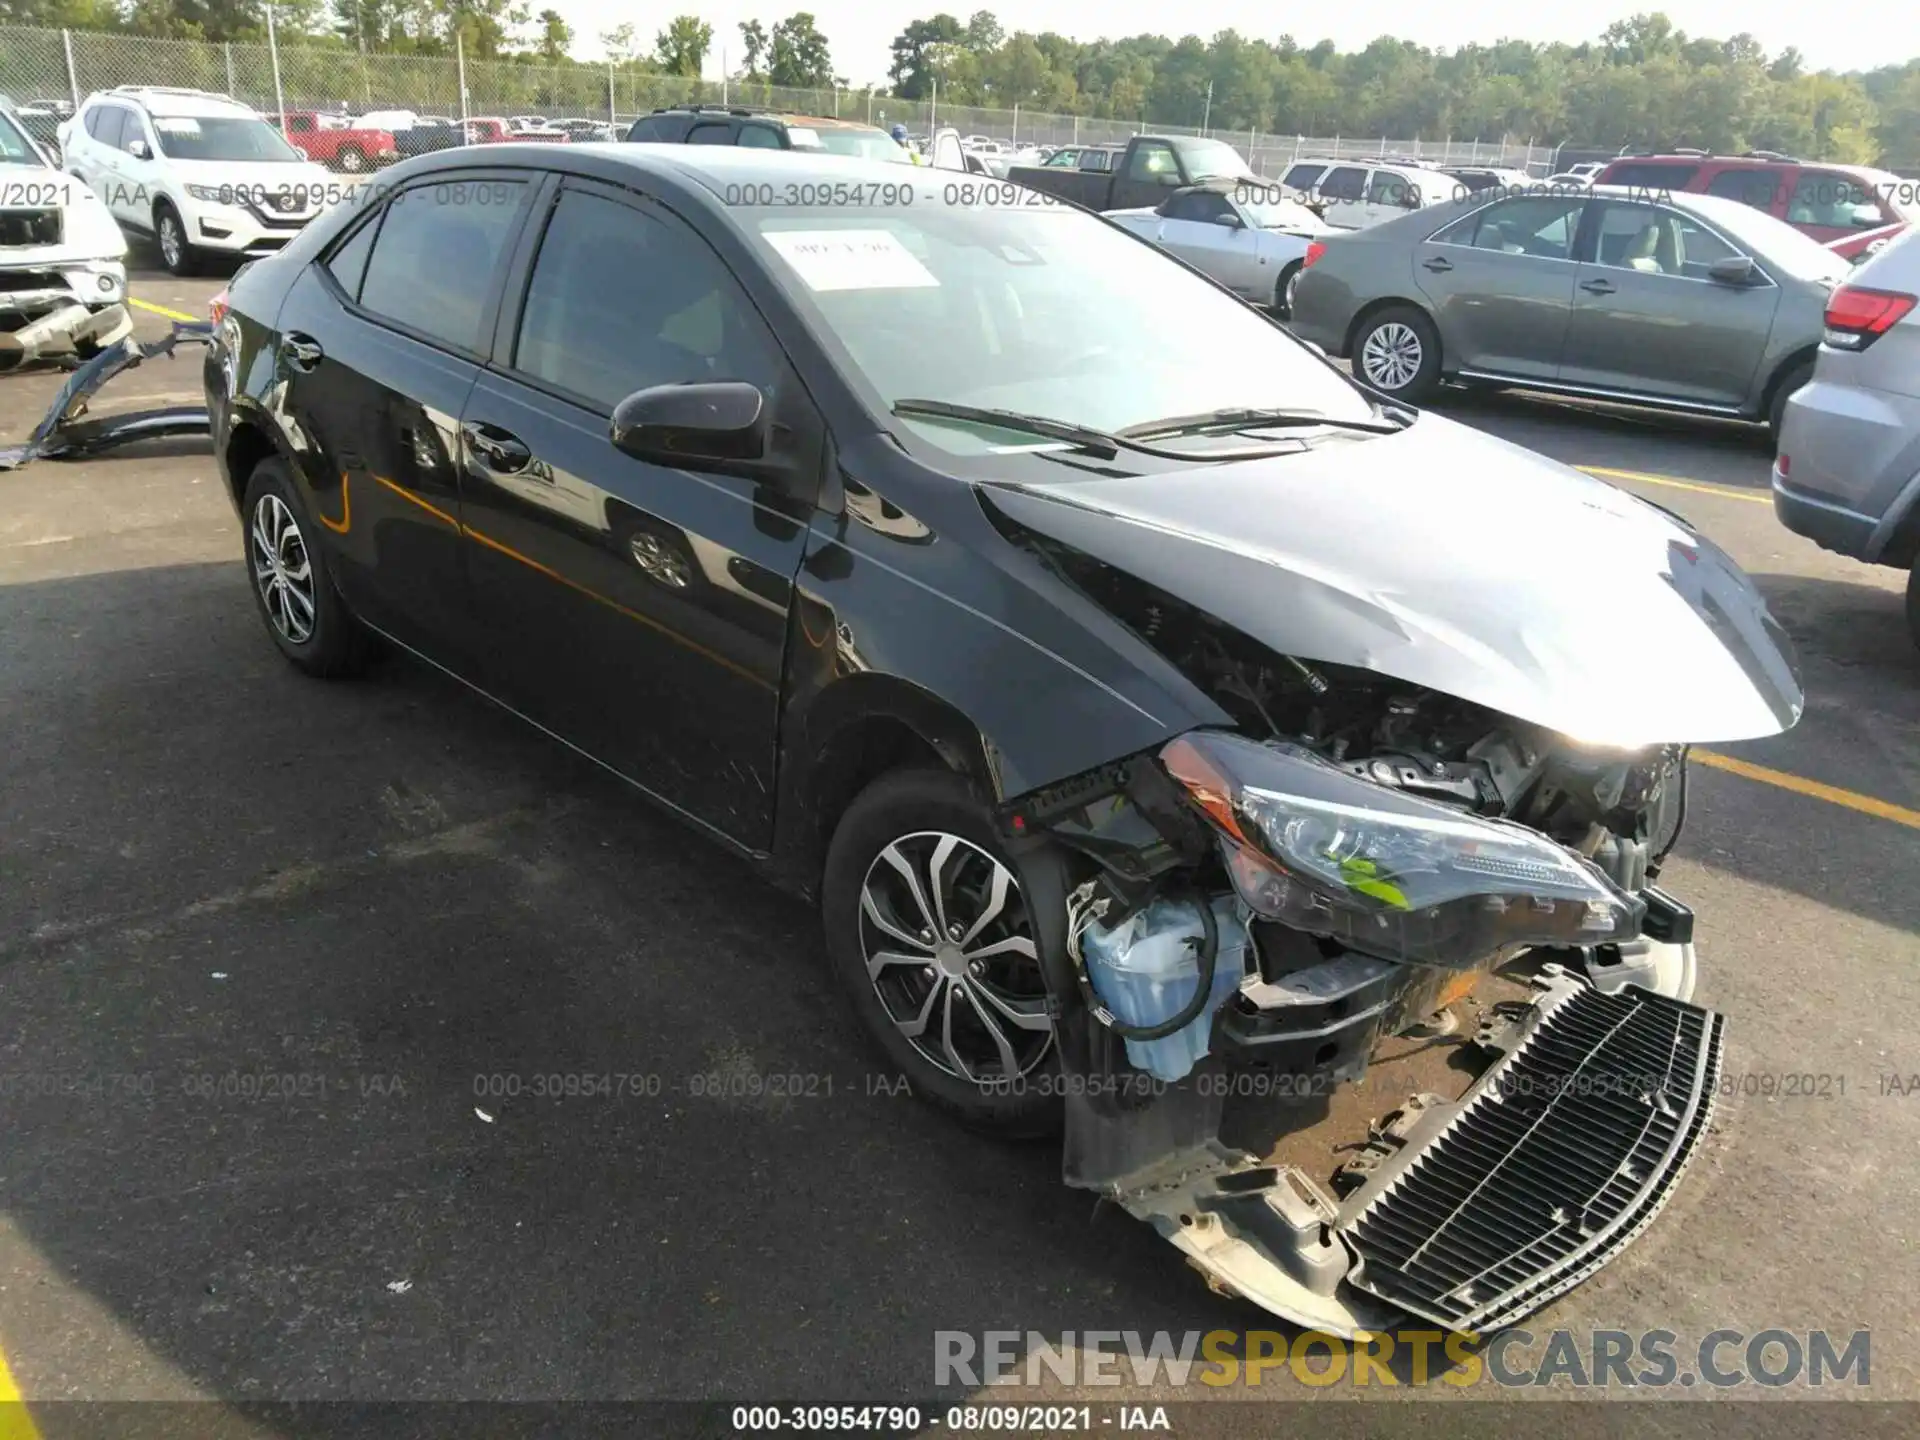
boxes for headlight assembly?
[1161,730,1638,968]
[183,184,230,203]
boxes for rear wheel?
[1353,304,1441,403]
[823,768,1060,1136]
[337,144,366,173]
[1907,559,1920,653]
[242,459,374,678]
[1275,261,1303,318]
[1769,359,1813,442]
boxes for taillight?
[209,287,230,326]
[1823,285,1915,351]
[1304,241,1327,268]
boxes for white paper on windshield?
[785,128,823,148]
[153,117,202,135]
[763,229,938,291]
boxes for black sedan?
[206,143,1799,1335]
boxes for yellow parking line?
[1695,749,1920,831]
[0,1342,42,1440]
[1578,464,1771,506]
[129,296,200,324]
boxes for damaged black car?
[205,144,1802,1336]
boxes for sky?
[556,3,1920,86]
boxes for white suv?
[59,87,339,275]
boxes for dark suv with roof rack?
[623,105,912,164]
[1594,150,1913,263]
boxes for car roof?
[104,87,254,118]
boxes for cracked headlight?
[1162,731,1638,968]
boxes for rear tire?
[241,459,375,678]
[1352,304,1441,403]
[823,768,1062,1137]
[1274,261,1302,318]
[1769,359,1813,442]
[337,144,366,173]
[1906,559,1920,654]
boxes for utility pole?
[265,3,287,127]
[1201,79,1213,136]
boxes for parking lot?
[2,259,1918,1428]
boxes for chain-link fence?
[0,23,1546,174]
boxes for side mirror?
[125,138,149,160]
[1849,204,1882,228]
[610,381,770,468]
[1707,254,1758,286]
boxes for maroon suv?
[1594,151,1912,262]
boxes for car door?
[456,178,822,847]
[114,108,171,224]
[1559,199,1780,408]
[1362,168,1421,229]
[1413,191,1586,380]
[1316,165,1370,229]
[1114,139,1181,210]
[1148,190,1254,293]
[271,171,536,665]
[70,104,125,207]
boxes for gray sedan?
[1107,181,1328,312]
[1289,184,1848,434]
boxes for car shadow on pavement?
[1431,387,1776,480]
[1,559,1258,1414]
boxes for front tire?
[1353,304,1441,403]
[242,460,374,678]
[337,144,366,173]
[155,201,200,277]
[823,769,1061,1137]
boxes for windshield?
[0,110,46,165]
[151,114,302,163]
[1179,138,1255,182]
[742,195,1373,463]
[1235,190,1322,230]
[805,128,914,164]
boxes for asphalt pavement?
[1,262,1916,1435]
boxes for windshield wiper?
[1119,405,1409,440]
[891,399,1141,459]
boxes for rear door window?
[1320,166,1367,202]
[355,178,529,351]
[737,124,785,150]
[1467,194,1586,259]
[1704,168,1785,212]
[87,105,126,148]
[687,121,735,145]
[1604,162,1698,191]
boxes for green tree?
[888,13,964,99]
[532,8,570,62]
[769,12,831,88]
[655,15,712,77]
[738,19,769,79]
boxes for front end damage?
[997,688,1724,1337]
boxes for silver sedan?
[1107,181,1328,313]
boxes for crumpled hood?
[984,413,1803,747]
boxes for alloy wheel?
[628,532,693,589]
[250,493,317,644]
[159,213,183,271]
[857,831,1054,1083]
[1360,321,1423,390]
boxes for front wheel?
[337,144,366,173]
[155,201,200,277]
[822,768,1061,1136]
[1353,304,1441,403]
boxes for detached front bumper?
[1077,961,1722,1337]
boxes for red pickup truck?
[271,111,398,173]
[463,117,568,145]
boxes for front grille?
[1340,979,1723,1332]
[0,268,60,293]
[0,208,61,247]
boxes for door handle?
[1421,256,1453,272]
[462,421,533,474]
[282,332,323,371]
[1579,278,1616,295]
